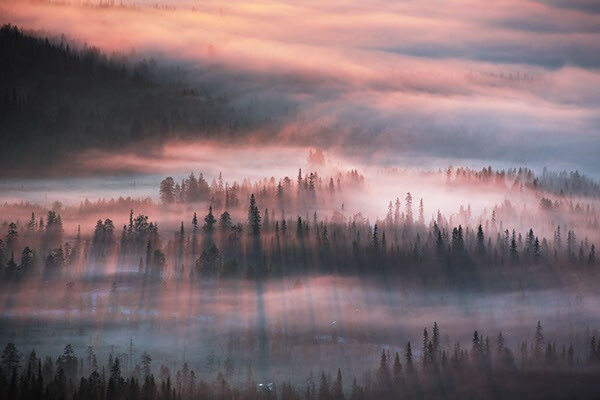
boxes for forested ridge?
[0,24,271,175]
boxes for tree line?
[0,169,597,288]
[1,321,599,400]
[0,24,275,175]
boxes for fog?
[2,0,600,173]
[2,275,598,383]
[2,144,598,217]
[1,157,599,385]
[1,2,600,398]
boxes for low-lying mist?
[2,1,600,174]
[1,275,598,383]
[1,3,600,397]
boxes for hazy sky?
[2,0,599,174]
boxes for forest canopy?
[0,25,276,176]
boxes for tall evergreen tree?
[248,194,261,237]
[203,206,216,235]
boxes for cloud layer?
[1,0,599,174]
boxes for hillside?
[0,24,266,175]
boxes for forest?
[0,24,282,176]
[2,3,600,398]
[1,320,600,400]
[0,165,597,288]
[1,163,599,399]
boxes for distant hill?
[0,24,267,176]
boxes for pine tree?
[159,177,176,203]
[432,322,440,361]
[497,332,505,355]
[405,342,413,371]
[534,321,545,362]
[534,237,541,260]
[1,343,20,373]
[477,224,485,255]
[394,198,401,226]
[418,199,425,226]
[19,246,35,272]
[332,369,344,400]
[297,217,303,239]
[191,212,198,259]
[219,211,232,232]
[377,349,391,389]
[6,222,18,253]
[510,230,518,260]
[248,194,261,236]
[392,352,402,385]
[318,371,330,400]
[26,212,36,232]
[371,224,379,252]
[421,328,429,369]
[567,343,575,366]
[405,192,413,225]
[202,206,216,234]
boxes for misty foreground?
[1,319,600,400]
[1,165,600,398]
[1,275,600,399]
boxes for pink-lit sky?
[1,0,600,173]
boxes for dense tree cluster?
[1,321,599,400]
[158,169,364,210]
[0,167,598,288]
[439,166,600,198]
[0,25,275,175]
